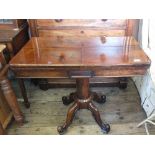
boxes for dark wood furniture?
[28,19,139,90]
[9,36,150,134]
[0,19,29,61]
[0,44,24,135]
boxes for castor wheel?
[57,126,66,135]
[101,123,110,134]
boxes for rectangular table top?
[10,36,151,68]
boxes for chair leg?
[137,113,155,127]
[144,122,150,135]
[137,113,155,135]
[18,79,30,108]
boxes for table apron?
[10,65,148,78]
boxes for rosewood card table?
[9,36,151,134]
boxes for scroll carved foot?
[88,102,110,133]
[62,92,76,105]
[57,102,79,134]
[92,92,106,104]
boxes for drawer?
[36,19,127,28]
[38,29,126,37]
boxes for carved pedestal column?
[57,77,110,134]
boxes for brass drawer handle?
[101,19,108,22]
[55,19,63,22]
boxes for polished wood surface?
[10,36,150,78]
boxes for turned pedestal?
[57,71,110,134]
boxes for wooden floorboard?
[7,78,155,135]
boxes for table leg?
[57,78,110,134]
[18,79,30,108]
[57,102,79,134]
[0,78,24,125]
[88,102,110,133]
[0,122,5,135]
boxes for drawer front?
[37,19,127,28]
[38,29,126,37]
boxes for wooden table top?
[10,36,151,68]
